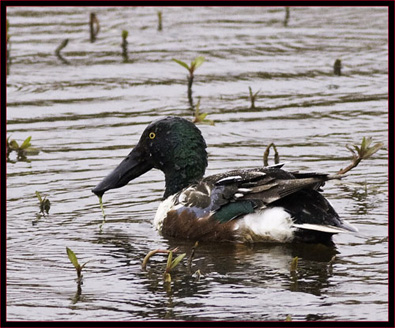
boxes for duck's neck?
[162,162,207,199]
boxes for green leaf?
[80,260,92,270]
[35,191,42,203]
[166,250,173,269]
[66,247,80,270]
[362,142,384,159]
[20,136,32,150]
[172,58,189,71]
[170,253,186,270]
[197,112,208,121]
[9,139,19,150]
[192,56,205,70]
[290,256,298,272]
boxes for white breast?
[153,195,181,231]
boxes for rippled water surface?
[6,6,389,322]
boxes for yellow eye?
[149,132,156,140]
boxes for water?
[6,6,389,322]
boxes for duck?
[92,116,357,245]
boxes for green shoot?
[164,251,186,283]
[263,143,280,167]
[35,191,51,216]
[290,256,299,273]
[66,247,91,285]
[337,137,384,174]
[172,56,205,75]
[7,136,38,161]
[157,11,162,31]
[192,99,214,125]
[121,30,129,62]
[172,56,205,107]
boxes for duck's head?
[92,116,208,199]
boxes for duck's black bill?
[92,148,152,197]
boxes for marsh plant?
[192,99,214,126]
[248,86,261,109]
[338,137,384,174]
[121,30,129,62]
[89,13,100,42]
[35,191,51,216]
[7,136,39,161]
[172,56,205,108]
[157,11,163,31]
[66,247,91,285]
[142,247,186,283]
[263,143,280,167]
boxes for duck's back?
[154,166,357,244]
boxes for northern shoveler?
[92,116,357,245]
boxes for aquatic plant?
[97,195,107,231]
[172,56,205,108]
[284,7,290,27]
[263,143,280,167]
[89,13,100,42]
[66,247,91,285]
[187,241,199,269]
[290,256,299,273]
[248,86,261,109]
[35,191,51,216]
[142,247,179,270]
[7,136,39,161]
[192,99,214,126]
[121,30,129,62]
[337,137,384,174]
[163,250,186,283]
[141,247,186,282]
[157,11,163,31]
[334,59,342,76]
[55,39,70,65]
